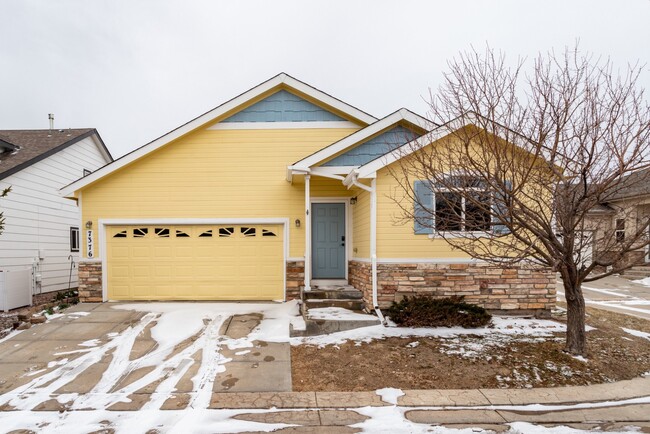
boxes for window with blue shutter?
[414,176,503,235]
[414,180,433,234]
[492,180,512,235]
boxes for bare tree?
[0,186,9,235]
[390,46,650,355]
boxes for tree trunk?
[563,278,587,355]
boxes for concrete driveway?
[557,275,650,320]
[0,301,294,413]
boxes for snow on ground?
[634,277,650,287]
[621,327,650,341]
[376,387,405,405]
[307,307,377,321]
[290,316,566,347]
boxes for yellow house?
[62,74,555,315]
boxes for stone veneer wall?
[78,260,305,302]
[349,260,555,317]
[78,261,103,302]
[285,260,304,300]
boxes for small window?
[83,169,91,177]
[241,227,256,237]
[262,229,277,237]
[219,227,234,237]
[175,229,190,238]
[615,219,625,243]
[133,228,148,238]
[113,230,127,238]
[199,230,213,238]
[155,228,170,238]
[70,227,80,252]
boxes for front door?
[312,202,346,279]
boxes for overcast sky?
[1,0,649,158]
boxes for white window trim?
[97,218,290,302]
[70,226,80,252]
[428,184,493,235]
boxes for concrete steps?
[289,285,381,337]
[621,266,650,280]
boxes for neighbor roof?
[607,167,650,202]
[0,129,112,181]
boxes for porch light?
[350,196,357,205]
[85,220,92,229]
[295,219,301,228]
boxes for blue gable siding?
[322,125,420,166]
[221,90,346,123]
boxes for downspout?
[348,175,386,325]
[304,175,311,294]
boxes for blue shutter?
[492,180,512,235]
[414,180,434,234]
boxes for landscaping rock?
[16,322,31,330]
[29,316,47,324]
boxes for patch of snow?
[47,359,69,369]
[0,329,22,344]
[68,311,91,317]
[56,393,78,404]
[307,307,376,321]
[571,355,588,363]
[78,339,101,347]
[291,317,566,347]
[406,341,420,348]
[376,387,404,405]
[44,313,65,321]
[622,327,650,341]
[634,277,650,287]
[106,332,119,338]
[23,368,47,377]
[54,349,93,356]
[289,315,306,332]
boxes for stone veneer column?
[78,260,103,302]
[285,260,305,300]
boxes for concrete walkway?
[557,275,650,320]
[210,377,650,432]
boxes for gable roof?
[0,129,112,181]
[61,73,377,198]
[349,112,545,181]
[287,108,433,180]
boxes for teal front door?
[312,202,346,279]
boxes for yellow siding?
[81,127,358,258]
[352,189,370,258]
[375,167,471,258]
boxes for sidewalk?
[207,376,650,432]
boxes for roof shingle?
[0,129,96,179]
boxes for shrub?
[386,295,492,328]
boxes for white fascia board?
[356,117,469,179]
[282,75,377,125]
[90,134,113,164]
[293,108,434,170]
[61,73,377,197]
[310,166,354,177]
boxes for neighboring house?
[0,129,112,300]
[62,73,555,316]
[586,168,650,274]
